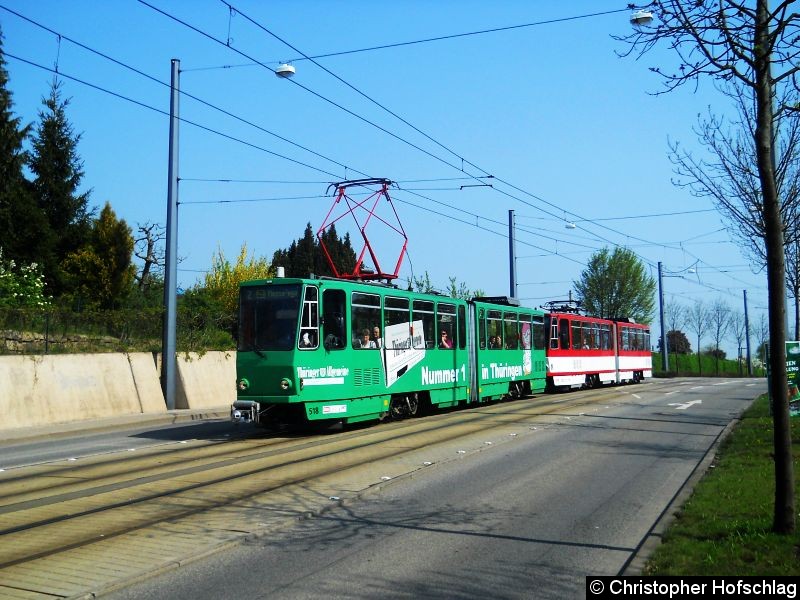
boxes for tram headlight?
[280,378,293,391]
[237,378,250,391]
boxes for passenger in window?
[299,331,315,348]
[488,335,498,349]
[439,330,453,349]
[356,329,376,349]
[372,326,382,348]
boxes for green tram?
[231,277,547,427]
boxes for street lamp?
[630,9,654,29]
[161,58,290,409]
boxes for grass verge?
[644,394,800,575]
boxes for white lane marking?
[668,399,703,410]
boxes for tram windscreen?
[238,284,301,351]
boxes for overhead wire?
[4,3,765,300]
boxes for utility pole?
[161,58,179,410]
[658,261,668,371]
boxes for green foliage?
[0,28,50,269]
[574,246,656,322]
[272,222,356,278]
[178,286,235,351]
[447,276,484,300]
[204,243,273,318]
[0,248,50,308]
[659,329,691,354]
[644,394,800,575]
[63,203,135,309]
[29,79,92,296]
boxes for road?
[0,377,764,599]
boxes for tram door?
[322,289,346,350]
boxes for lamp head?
[630,9,654,30]
[275,63,296,78]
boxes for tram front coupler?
[231,400,260,424]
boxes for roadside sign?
[786,342,800,418]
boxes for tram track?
[0,385,653,598]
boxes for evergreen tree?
[574,247,656,323]
[29,79,92,296]
[273,222,356,278]
[0,27,49,266]
[63,202,134,309]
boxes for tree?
[664,300,687,370]
[204,243,273,334]
[0,27,49,268]
[664,329,691,353]
[730,310,748,374]
[573,247,655,322]
[686,300,710,376]
[617,0,797,533]
[447,276,484,300]
[29,79,92,296]
[63,202,135,309]
[133,222,164,289]
[709,299,732,375]
[272,222,356,279]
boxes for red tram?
[545,311,651,390]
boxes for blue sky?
[0,1,771,355]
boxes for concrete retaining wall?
[0,351,236,432]
[175,351,236,410]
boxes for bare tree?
[134,222,165,292]
[686,300,710,375]
[617,0,797,533]
[709,299,732,375]
[730,310,748,375]
[664,300,686,371]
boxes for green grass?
[652,352,765,378]
[644,394,800,575]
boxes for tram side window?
[559,319,570,350]
[298,286,319,349]
[504,312,518,349]
[532,315,546,350]
[322,289,346,350]
[643,328,651,351]
[351,292,381,349]
[385,296,409,350]
[412,300,435,349]
[601,324,611,350]
[479,309,487,349]
[487,310,503,349]
[620,327,630,351]
[572,320,583,350]
[437,303,456,349]
[458,305,466,350]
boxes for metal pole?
[508,209,517,299]
[744,289,752,376]
[658,261,668,371]
[161,58,180,410]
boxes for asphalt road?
[98,377,764,600]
